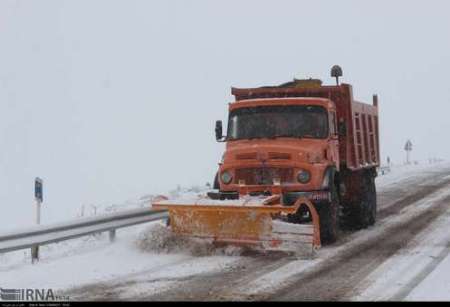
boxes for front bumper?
[207,190,331,205]
[283,191,331,205]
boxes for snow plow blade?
[152,195,321,252]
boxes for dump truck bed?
[231,83,380,170]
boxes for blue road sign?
[35,178,43,203]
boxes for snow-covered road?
[1,162,450,301]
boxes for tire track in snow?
[64,255,194,300]
[140,252,294,301]
[350,209,450,301]
[391,243,450,301]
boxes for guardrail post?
[109,229,116,243]
[31,245,39,264]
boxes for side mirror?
[338,121,347,136]
[215,120,223,141]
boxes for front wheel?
[316,203,338,244]
[316,171,339,244]
[287,198,338,245]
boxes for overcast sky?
[1,0,450,230]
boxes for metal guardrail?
[0,208,168,259]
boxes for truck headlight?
[221,171,233,185]
[297,170,311,184]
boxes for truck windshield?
[227,105,328,140]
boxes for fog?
[1,0,449,230]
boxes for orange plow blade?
[152,196,321,252]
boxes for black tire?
[316,172,339,244]
[285,172,338,244]
[339,204,353,230]
[368,175,377,226]
[341,172,374,230]
[316,202,338,244]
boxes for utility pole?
[404,140,413,165]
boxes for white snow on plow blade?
[272,220,313,235]
[155,194,275,207]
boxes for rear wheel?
[340,172,375,230]
[368,175,377,226]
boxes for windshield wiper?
[234,134,307,140]
[268,134,302,139]
[246,136,265,140]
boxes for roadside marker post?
[405,140,413,165]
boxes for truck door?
[329,111,339,166]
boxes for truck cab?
[215,97,339,204]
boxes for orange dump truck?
[154,66,380,248]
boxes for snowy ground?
[353,208,450,301]
[1,161,449,301]
[0,222,242,298]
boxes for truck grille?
[235,168,294,185]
